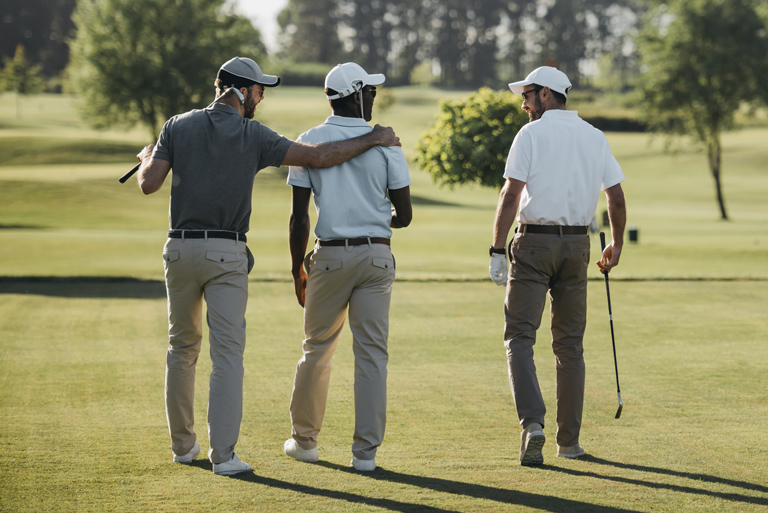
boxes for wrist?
[489,245,506,257]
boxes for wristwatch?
[489,246,506,257]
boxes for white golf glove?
[489,253,508,286]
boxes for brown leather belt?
[519,224,588,235]
[318,237,390,247]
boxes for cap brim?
[508,80,531,95]
[257,74,280,87]
[364,73,386,87]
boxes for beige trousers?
[289,242,395,461]
[162,237,248,464]
[504,232,590,447]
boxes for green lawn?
[1,90,767,512]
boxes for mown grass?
[1,90,768,512]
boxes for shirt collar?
[324,115,370,127]
[541,109,579,120]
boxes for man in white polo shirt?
[489,66,627,466]
[283,63,412,472]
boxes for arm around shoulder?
[281,124,401,169]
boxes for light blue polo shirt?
[287,116,411,240]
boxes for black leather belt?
[318,237,390,247]
[519,224,588,235]
[168,230,247,242]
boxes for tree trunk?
[707,135,728,220]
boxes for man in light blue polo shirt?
[283,62,412,472]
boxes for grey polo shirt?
[152,103,292,233]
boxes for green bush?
[414,87,528,189]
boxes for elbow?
[398,213,412,228]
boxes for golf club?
[119,163,140,183]
[599,231,623,419]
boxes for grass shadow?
[410,194,463,208]
[312,461,643,513]
[539,455,768,507]
[0,276,166,299]
[231,469,459,512]
[0,224,45,229]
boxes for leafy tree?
[277,0,344,65]
[637,0,768,220]
[67,0,265,139]
[1,45,45,118]
[415,87,528,189]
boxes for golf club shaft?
[600,232,623,417]
[119,163,140,184]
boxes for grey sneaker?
[284,438,319,463]
[520,423,545,466]
[173,442,200,463]
[351,456,376,471]
[212,453,252,476]
[557,444,586,459]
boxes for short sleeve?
[152,118,173,163]
[503,129,532,182]
[257,124,293,171]
[286,132,312,188]
[385,147,411,190]
[600,137,625,190]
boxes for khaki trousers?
[289,242,395,461]
[162,237,248,464]
[504,232,590,447]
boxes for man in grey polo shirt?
[134,57,401,476]
[488,66,627,466]
[282,62,412,472]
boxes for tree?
[415,87,528,189]
[637,0,768,220]
[67,0,265,139]
[277,0,344,65]
[1,45,45,118]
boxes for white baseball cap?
[325,63,385,100]
[508,66,572,97]
[218,56,280,88]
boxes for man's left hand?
[489,254,508,286]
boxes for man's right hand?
[293,268,308,307]
[371,124,401,147]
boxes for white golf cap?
[218,56,280,87]
[508,66,572,97]
[325,62,385,100]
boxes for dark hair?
[216,70,255,90]
[552,90,567,105]
[325,87,357,110]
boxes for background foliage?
[415,87,529,189]
[66,0,266,137]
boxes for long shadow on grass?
[542,456,768,507]
[198,464,458,512]
[0,276,166,298]
[313,461,642,513]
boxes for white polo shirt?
[287,116,411,240]
[504,110,625,226]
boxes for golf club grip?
[119,163,141,183]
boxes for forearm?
[605,184,627,246]
[137,158,171,195]
[289,214,310,277]
[492,179,523,248]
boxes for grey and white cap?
[217,57,280,88]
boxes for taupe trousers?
[162,237,248,464]
[289,242,395,461]
[504,231,590,448]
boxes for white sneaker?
[520,423,545,466]
[212,453,252,475]
[284,438,319,463]
[173,442,200,463]
[557,444,586,459]
[351,456,376,472]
